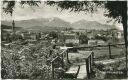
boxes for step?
[77,65,87,79]
[65,65,80,74]
[64,65,80,78]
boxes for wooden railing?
[60,49,70,68]
[51,49,94,79]
[51,49,69,79]
[70,43,125,59]
[51,56,61,79]
[51,43,125,79]
[85,51,94,79]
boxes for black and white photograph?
[1,0,128,79]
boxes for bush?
[66,43,74,47]
[1,41,62,79]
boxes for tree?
[49,31,58,39]
[2,1,40,15]
[2,1,127,76]
[79,34,89,44]
[104,2,127,72]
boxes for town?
[1,20,124,48]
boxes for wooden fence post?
[66,49,69,63]
[51,62,54,79]
[92,52,94,65]
[108,44,112,59]
[89,55,92,73]
[61,54,64,68]
[86,58,90,79]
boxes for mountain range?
[1,17,116,31]
[71,19,115,30]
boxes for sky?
[1,2,123,30]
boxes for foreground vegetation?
[1,39,127,79]
[1,40,62,79]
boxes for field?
[93,46,125,60]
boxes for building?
[64,33,79,45]
[65,39,79,44]
[88,40,106,46]
[64,33,77,39]
[97,40,105,45]
[21,33,31,40]
[88,40,97,46]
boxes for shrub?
[1,41,62,79]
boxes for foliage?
[94,34,108,41]
[94,59,127,79]
[66,43,74,47]
[49,31,58,39]
[1,40,62,79]
[2,1,40,15]
[104,1,127,23]
[46,1,103,13]
[79,33,89,44]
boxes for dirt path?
[66,51,93,79]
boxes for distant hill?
[1,24,23,30]
[1,17,71,28]
[1,18,116,31]
[26,26,67,32]
[71,19,116,30]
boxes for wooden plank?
[65,66,79,74]
[86,58,90,79]
[77,65,87,79]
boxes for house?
[64,33,77,39]
[60,46,73,50]
[64,33,79,44]
[87,33,95,39]
[30,34,37,40]
[88,40,97,46]
[117,31,122,39]
[21,33,31,40]
[88,40,106,46]
[97,40,105,45]
[65,39,79,44]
